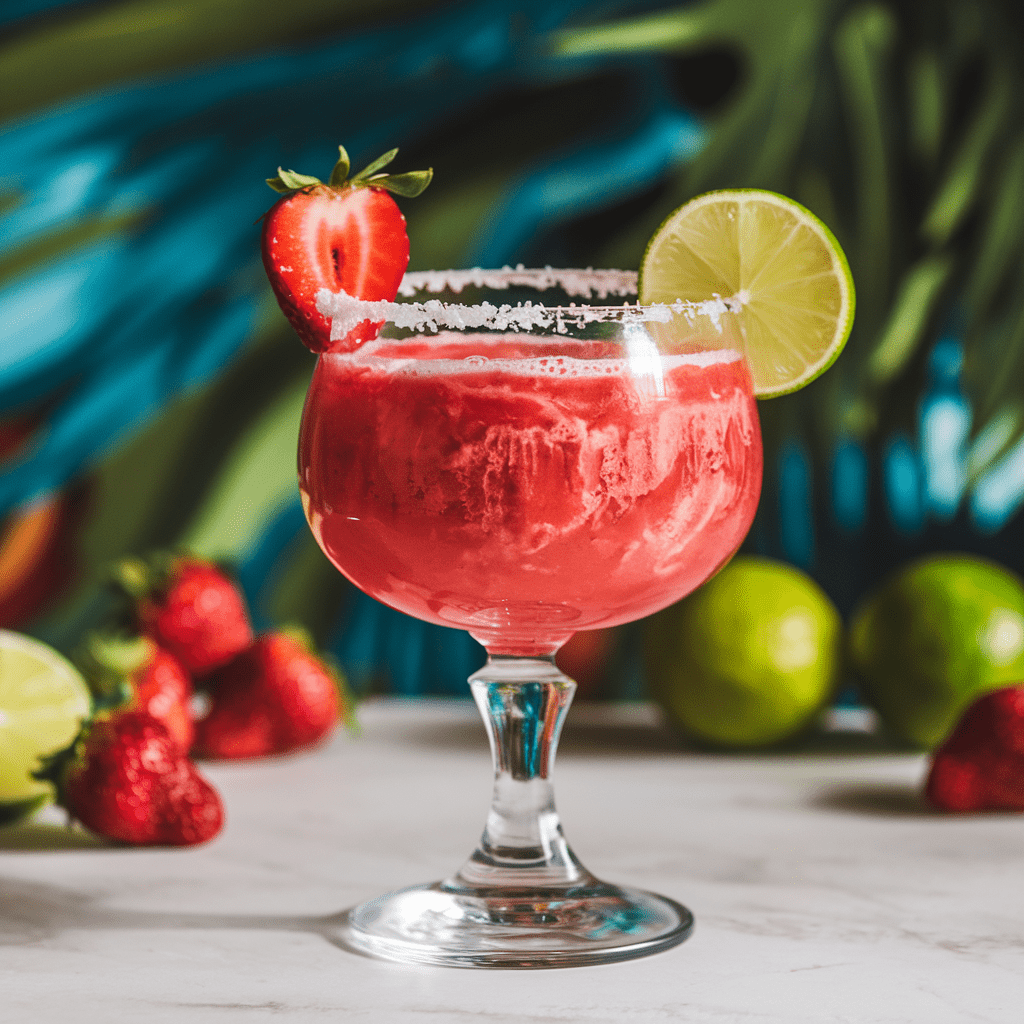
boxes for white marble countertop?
[2,698,1022,1023]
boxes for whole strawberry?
[193,631,342,760]
[925,685,1024,811]
[261,144,432,353]
[115,553,253,676]
[57,710,223,846]
[78,630,194,752]
[134,646,194,752]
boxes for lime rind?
[639,189,855,398]
[644,556,842,748]
[0,629,91,808]
[0,793,49,826]
[849,555,1024,748]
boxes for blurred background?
[3,0,1024,701]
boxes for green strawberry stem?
[73,629,150,711]
[267,144,432,199]
[328,145,351,186]
[349,146,396,181]
[110,556,151,600]
[84,630,152,675]
[109,550,177,600]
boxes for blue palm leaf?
[3,0,673,518]
[0,0,87,26]
[5,0,709,698]
[469,71,703,265]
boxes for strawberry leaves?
[266,145,433,198]
[328,145,351,186]
[266,168,322,193]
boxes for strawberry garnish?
[49,710,223,846]
[261,145,432,353]
[194,630,348,760]
[925,685,1024,812]
[114,553,253,677]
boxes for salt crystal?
[317,269,748,341]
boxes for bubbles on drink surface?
[337,333,743,379]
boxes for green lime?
[644,557,842,747]
[639,189,855,397]
[0,629,91,822]
[849,555,1024,749]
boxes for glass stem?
[452,655,590,891]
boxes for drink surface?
[299,333,763,655]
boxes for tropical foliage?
[2,0,1023,692]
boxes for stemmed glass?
[298,268,763,967]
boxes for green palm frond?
[553,0,1024,478]
[0,0,440,122]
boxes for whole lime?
[643,557,842,747]
[849,554,1024,749]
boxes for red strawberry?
[115,553,253,676]
[77,630,194,752]
[132,646,194,752]
[925,685,1024,811]
[58,710,223,846]
[193,631,344,760]
[260,145,432,353]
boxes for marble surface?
[2,698,1023,1023]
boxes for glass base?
[337,875,694,969]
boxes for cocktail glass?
[299,268,763,968]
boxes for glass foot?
[334,659,693,968]
[338,875,694,969]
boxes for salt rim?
[399,267,638,298]
[316,267,747,342]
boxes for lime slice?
[639,190,855,397]
[0,630,91,814]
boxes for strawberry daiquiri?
[261,150,851,967]
[299,330,762,656]
[292,266,764,967]
[260,148,770,965]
